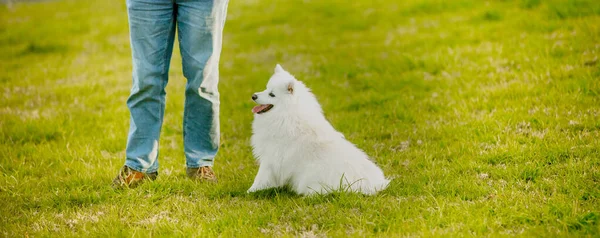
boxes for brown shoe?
[186,166,217,182]
[112,166,158,189]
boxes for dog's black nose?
[252,94,258,100]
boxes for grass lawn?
[1,0,599,236]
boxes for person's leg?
[176,0,229,171]
[124,0,176,174]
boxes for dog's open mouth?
[252,104,273,114]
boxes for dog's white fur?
[247,64,389,195]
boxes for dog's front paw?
[247,187,259,193]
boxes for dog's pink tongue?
[252,105,268,114]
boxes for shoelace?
[200,167,215,177]
[120,167,144,184]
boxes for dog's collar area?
[252,104,274,114]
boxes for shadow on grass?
[205,186,299,200]
[247,187,299,199]
[19,43,69,56]
[208,180,400,202]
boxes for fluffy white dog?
[247,64,390,195]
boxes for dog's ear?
[274,64,285,73]
[287,81,294,94]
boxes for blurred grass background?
[1,0,599,236]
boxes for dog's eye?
[269,92,275,97]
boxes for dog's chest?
[252,132,290,159]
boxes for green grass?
[1,0,599,236]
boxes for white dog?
[247,64,390,195]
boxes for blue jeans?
[124,0,228,173]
